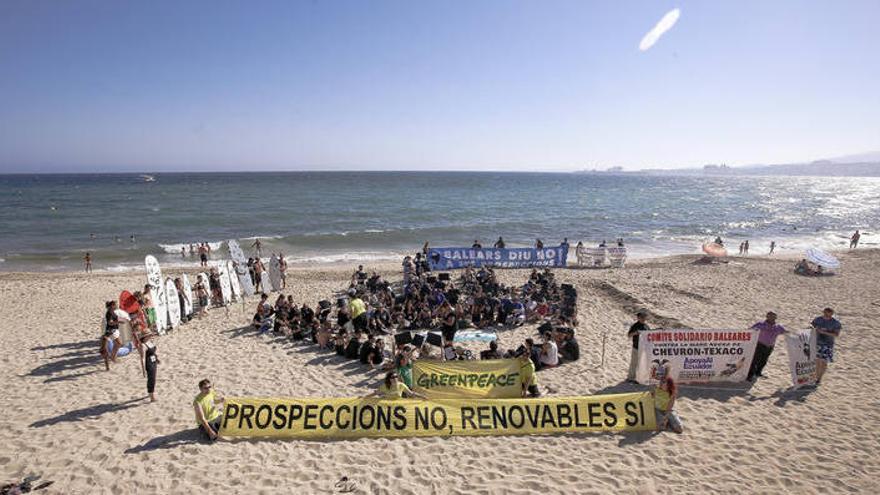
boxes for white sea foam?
[290,252,405,264]
[158,241,224,254]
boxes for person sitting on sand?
[366,371,427,400]
[368,338,386,370]
[794,259,810,275]
[559,330,580,363]
[359,335,376,365]
[540,333,559,368]
[101,300,123,370]
[652,372,683,434]
[193,379,224,441]
[518,352,540,398]
[345,331,363,360]
[480,340,503,360]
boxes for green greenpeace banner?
[413,359,522,398]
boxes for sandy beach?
[1,249,878,494]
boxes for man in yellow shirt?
[349,290,368,333]
[519,354,540,398]
[366,372,427,400]
[193,378,225,441]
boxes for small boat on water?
[140,175,156,182]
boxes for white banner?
[636,329,758,384]
[785,329,817,388]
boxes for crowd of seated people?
[248,259,582,391]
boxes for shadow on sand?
[30,397,145,428]
[124,428,207,454]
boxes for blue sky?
[1,0,878,172]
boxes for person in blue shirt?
[811,307,842,385]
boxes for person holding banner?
[193,379,225,441]
[367,371,427,400]
[812,308,842,385]
[627,312,650,383]
[652,372,683,434]
[518,353,540,398]
[747,312,787,382]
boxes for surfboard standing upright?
[165,278,182,329]
[227,260,242,301]
[144,255,168,335]
[198,272,211,308]
[182,274,194,319]
[269,254,282,292]
[228,239,255,296]
[216,262,232,305]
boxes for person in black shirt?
[368,339,385,369]
[560,332,580,362]
[440,312,457,343]
[494,237,505,249]
[472,240,482,249]
[359,335,376,364]
[345,332,363,359]
[627,311,650,382]
[102,300,123,370]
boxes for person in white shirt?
[540,335,559,368]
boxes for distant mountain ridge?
[577,151,880,177]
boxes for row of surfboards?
[142,239,284,334]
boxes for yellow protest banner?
[219,392,656,439]
[412,359,522,398]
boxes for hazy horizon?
[1,1,878,173]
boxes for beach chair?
[608,247,627,268]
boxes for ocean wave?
[158,241,224,254]
[241,235,284,240]
[289,252,405,264]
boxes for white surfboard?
[260,271,271,294]
[182,274,194,317]
[228,239,255,296]
[227,260,242,300]
[228,239,246,263]
[144,255,168,334]
[198,272,211,309]
[165,278,181,328]
[216,262,232,305]
[269,254,282,291]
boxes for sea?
[0,172,877,272]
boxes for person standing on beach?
[278,253,288,289]
[494,237,505,249]
[193,379,224,441]
[198,244,208,268]
[84,252,92,273]
[142,284,157,331]
[535,239,544,250]
[744,240,750,256]
[252,238,263,258]
[769,241,776,255]
[747,312,787,382]
[811,308,842,385]
[472,239,482,249]
[850,230,860,248]
[101,301,123,370]
[181,247,186,259]
[627,311,649,382]
[140,333,159,402]
[738,242,744,255]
